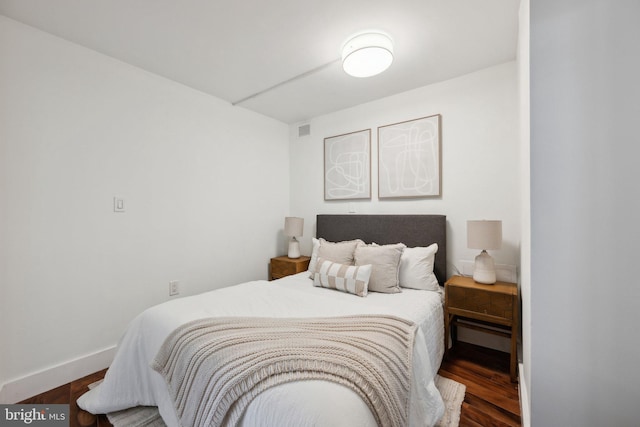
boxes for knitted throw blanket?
[151,315,417,427]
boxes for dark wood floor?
[19,341,520,427]
[19,368,113,427]
[439,342,522,427]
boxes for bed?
[78,214,447,427]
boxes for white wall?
[0,16,289,402]
[290,62,521,350]
[531,1,640,425]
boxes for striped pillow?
[313,258,372,297]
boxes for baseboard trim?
[518,362,530,427]
[0,346,116,404]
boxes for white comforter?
[78,273,445,427]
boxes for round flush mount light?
[342,31,394,78]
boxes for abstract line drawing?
[324,129,371,200]
[378,114,441,198]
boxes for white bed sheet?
[78,272,445,426]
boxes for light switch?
[114,197,125,213]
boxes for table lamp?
[467,220,502,284]
[284,217,304,258]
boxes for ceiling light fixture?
[342,31,394,78]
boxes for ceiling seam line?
[231,58,341,106]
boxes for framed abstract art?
[377,114,441,198]
[324,129,371,200]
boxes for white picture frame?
[324,129,371,200]
[378,114,441,198]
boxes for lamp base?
[473,250,496,284]
[287,239,301,259]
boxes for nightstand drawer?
[270,256,310,280]
[271,262,298,278]
[448,286,513,320]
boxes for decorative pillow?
[308,238,364,278]
[317,238,362,264]
[313,258,372,297]
[399,244,440,291]
[354,243,406,293]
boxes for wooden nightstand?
[269,256,311,281]
[444,275,519,382]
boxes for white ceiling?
[0,0,520,124]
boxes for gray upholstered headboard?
[316,214,447,285]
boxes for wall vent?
[298,124,311,137]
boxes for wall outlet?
[169,280,180,296]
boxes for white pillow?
[398,244,439,291]
[354,243,405,294]
[313,258,372,297]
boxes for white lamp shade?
[342,32,394,78]
[284,217,304,237]
[467,220,502,250]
